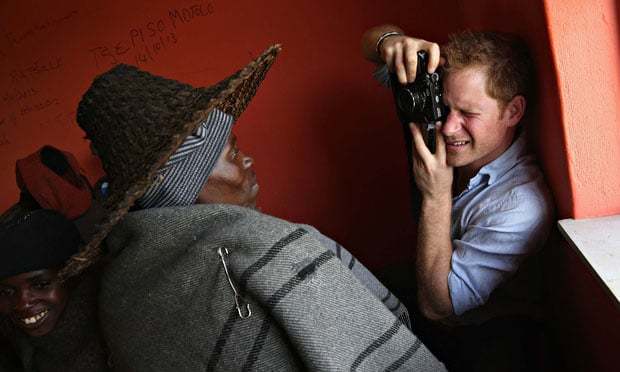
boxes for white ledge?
[558,214,620,306]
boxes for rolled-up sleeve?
[448,194,552,315]
[373,64,391,87]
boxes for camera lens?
[398,88,428,113]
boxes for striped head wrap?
[136,109,233,208]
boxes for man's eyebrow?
[230,135,237,146]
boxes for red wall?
[0,0,574,267]
[0,0,463,270]
[0,0,568,266]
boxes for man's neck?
[453,167,477,195]
[452,129,521,195]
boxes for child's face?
[0,268,70,337]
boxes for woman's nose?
[243,154,254,168]
[12,290,34,311]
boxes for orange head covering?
[15,145,92,220]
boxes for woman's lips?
[17,309,49,327]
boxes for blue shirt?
[448,132,554,322]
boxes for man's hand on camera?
[409,122,453,200]
[380,36,441,85]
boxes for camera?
[390,51,448,153]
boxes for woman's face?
[0,268,70,337]
[195,133,259,208]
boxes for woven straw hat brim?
[60,44,281,279]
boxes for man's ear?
[504,95,526,127]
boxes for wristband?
[376,31,402,59]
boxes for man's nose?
[442,110,462,136]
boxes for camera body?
[390,51,448,153]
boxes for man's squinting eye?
[0,287,14,297]
[463,109,481,118]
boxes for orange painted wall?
[544,0,620,219]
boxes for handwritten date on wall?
[88,3,214,69]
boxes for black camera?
[390,51,448,153]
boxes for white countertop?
[558,214,620,306]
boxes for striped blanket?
[99,204,445,371]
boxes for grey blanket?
[99,204,445,371]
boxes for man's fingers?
[385,38,441,84]
[392,43,409,85]
[427,43,441,73]
[409,122,429,157]
[434,122,447,162]
[402,42,418,83]
[435,122,446,148]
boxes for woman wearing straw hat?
[66,45,445,370]
[0,209,109,371]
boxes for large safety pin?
[217,247,251,319]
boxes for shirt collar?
[473,130,528,186]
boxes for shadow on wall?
[526,32,572,220]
